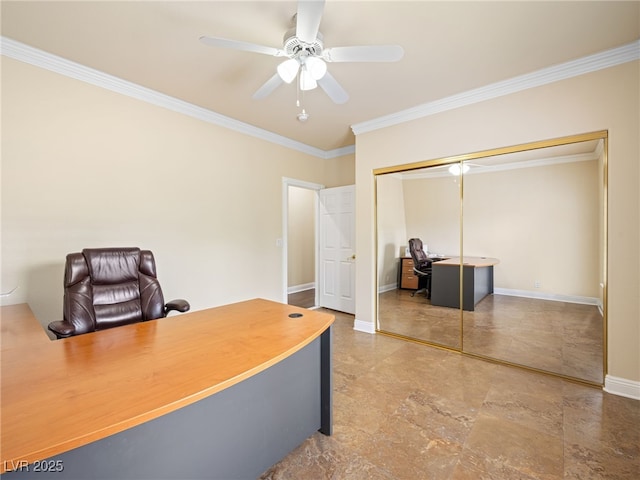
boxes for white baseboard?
[494,288,599,306]
[604,375,640,400]
[378,283,397,293]
[353,319,375,334]
[287,283,315,294]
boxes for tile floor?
[260,309,639,479]
[378,289,603,384]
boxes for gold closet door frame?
[374,130,608,388]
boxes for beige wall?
[1,57,354,329]
[375,174,407,290]
[397,160,600,297]
[402,175,461,256]
[465,160,599,297]
[287,186,316,288]
[356,61,639,382]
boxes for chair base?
[411,287,430,299]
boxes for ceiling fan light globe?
[300,68,317,91]
[305,56,327,80]
[277,58,299,84]
[448,164,470,176]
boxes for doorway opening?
[282,178,323,308]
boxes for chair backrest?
[408,238,431,271]
[63,247,166,335]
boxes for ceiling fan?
[199,0,404,108]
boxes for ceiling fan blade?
[323,45,404,63]
[200,35,284,57]
[296,0,325,44]
[252,73,284,100]
[317,72,349,104]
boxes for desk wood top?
[433,256,500,267]
[0,300,334,472]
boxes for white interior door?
[318,185,355,314]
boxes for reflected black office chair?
[408,238,432,299]
[48,247,190,339]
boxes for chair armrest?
[48,320,75,339]
[164,299,190,315]
[413,266,432,276]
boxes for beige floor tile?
[259,309,638,480]
[463,413,564,479]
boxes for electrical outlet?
[534,280,541,288]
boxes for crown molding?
[352,40,640,136]
[324,144,355,158]
[0,36,352,160]
[3,36,637,158]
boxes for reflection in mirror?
[461,140,605,383]
[376,163,462,349]
[375,133,606,386]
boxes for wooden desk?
[431,257,500,311]
[1,300,334,478]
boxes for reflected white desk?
[430,257,500,311]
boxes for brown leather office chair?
[408,238,432,298]
[48,248,190,339]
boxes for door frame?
[281,177,324,305]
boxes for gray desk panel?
[431,265,494,311]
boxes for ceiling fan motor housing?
[283,28,324,58]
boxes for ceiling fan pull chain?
[296,69,303,108]
[295,70,309,122]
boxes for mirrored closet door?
[376,164,462,349]
[375,132,607,385]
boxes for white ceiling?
[2,1,639,152]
